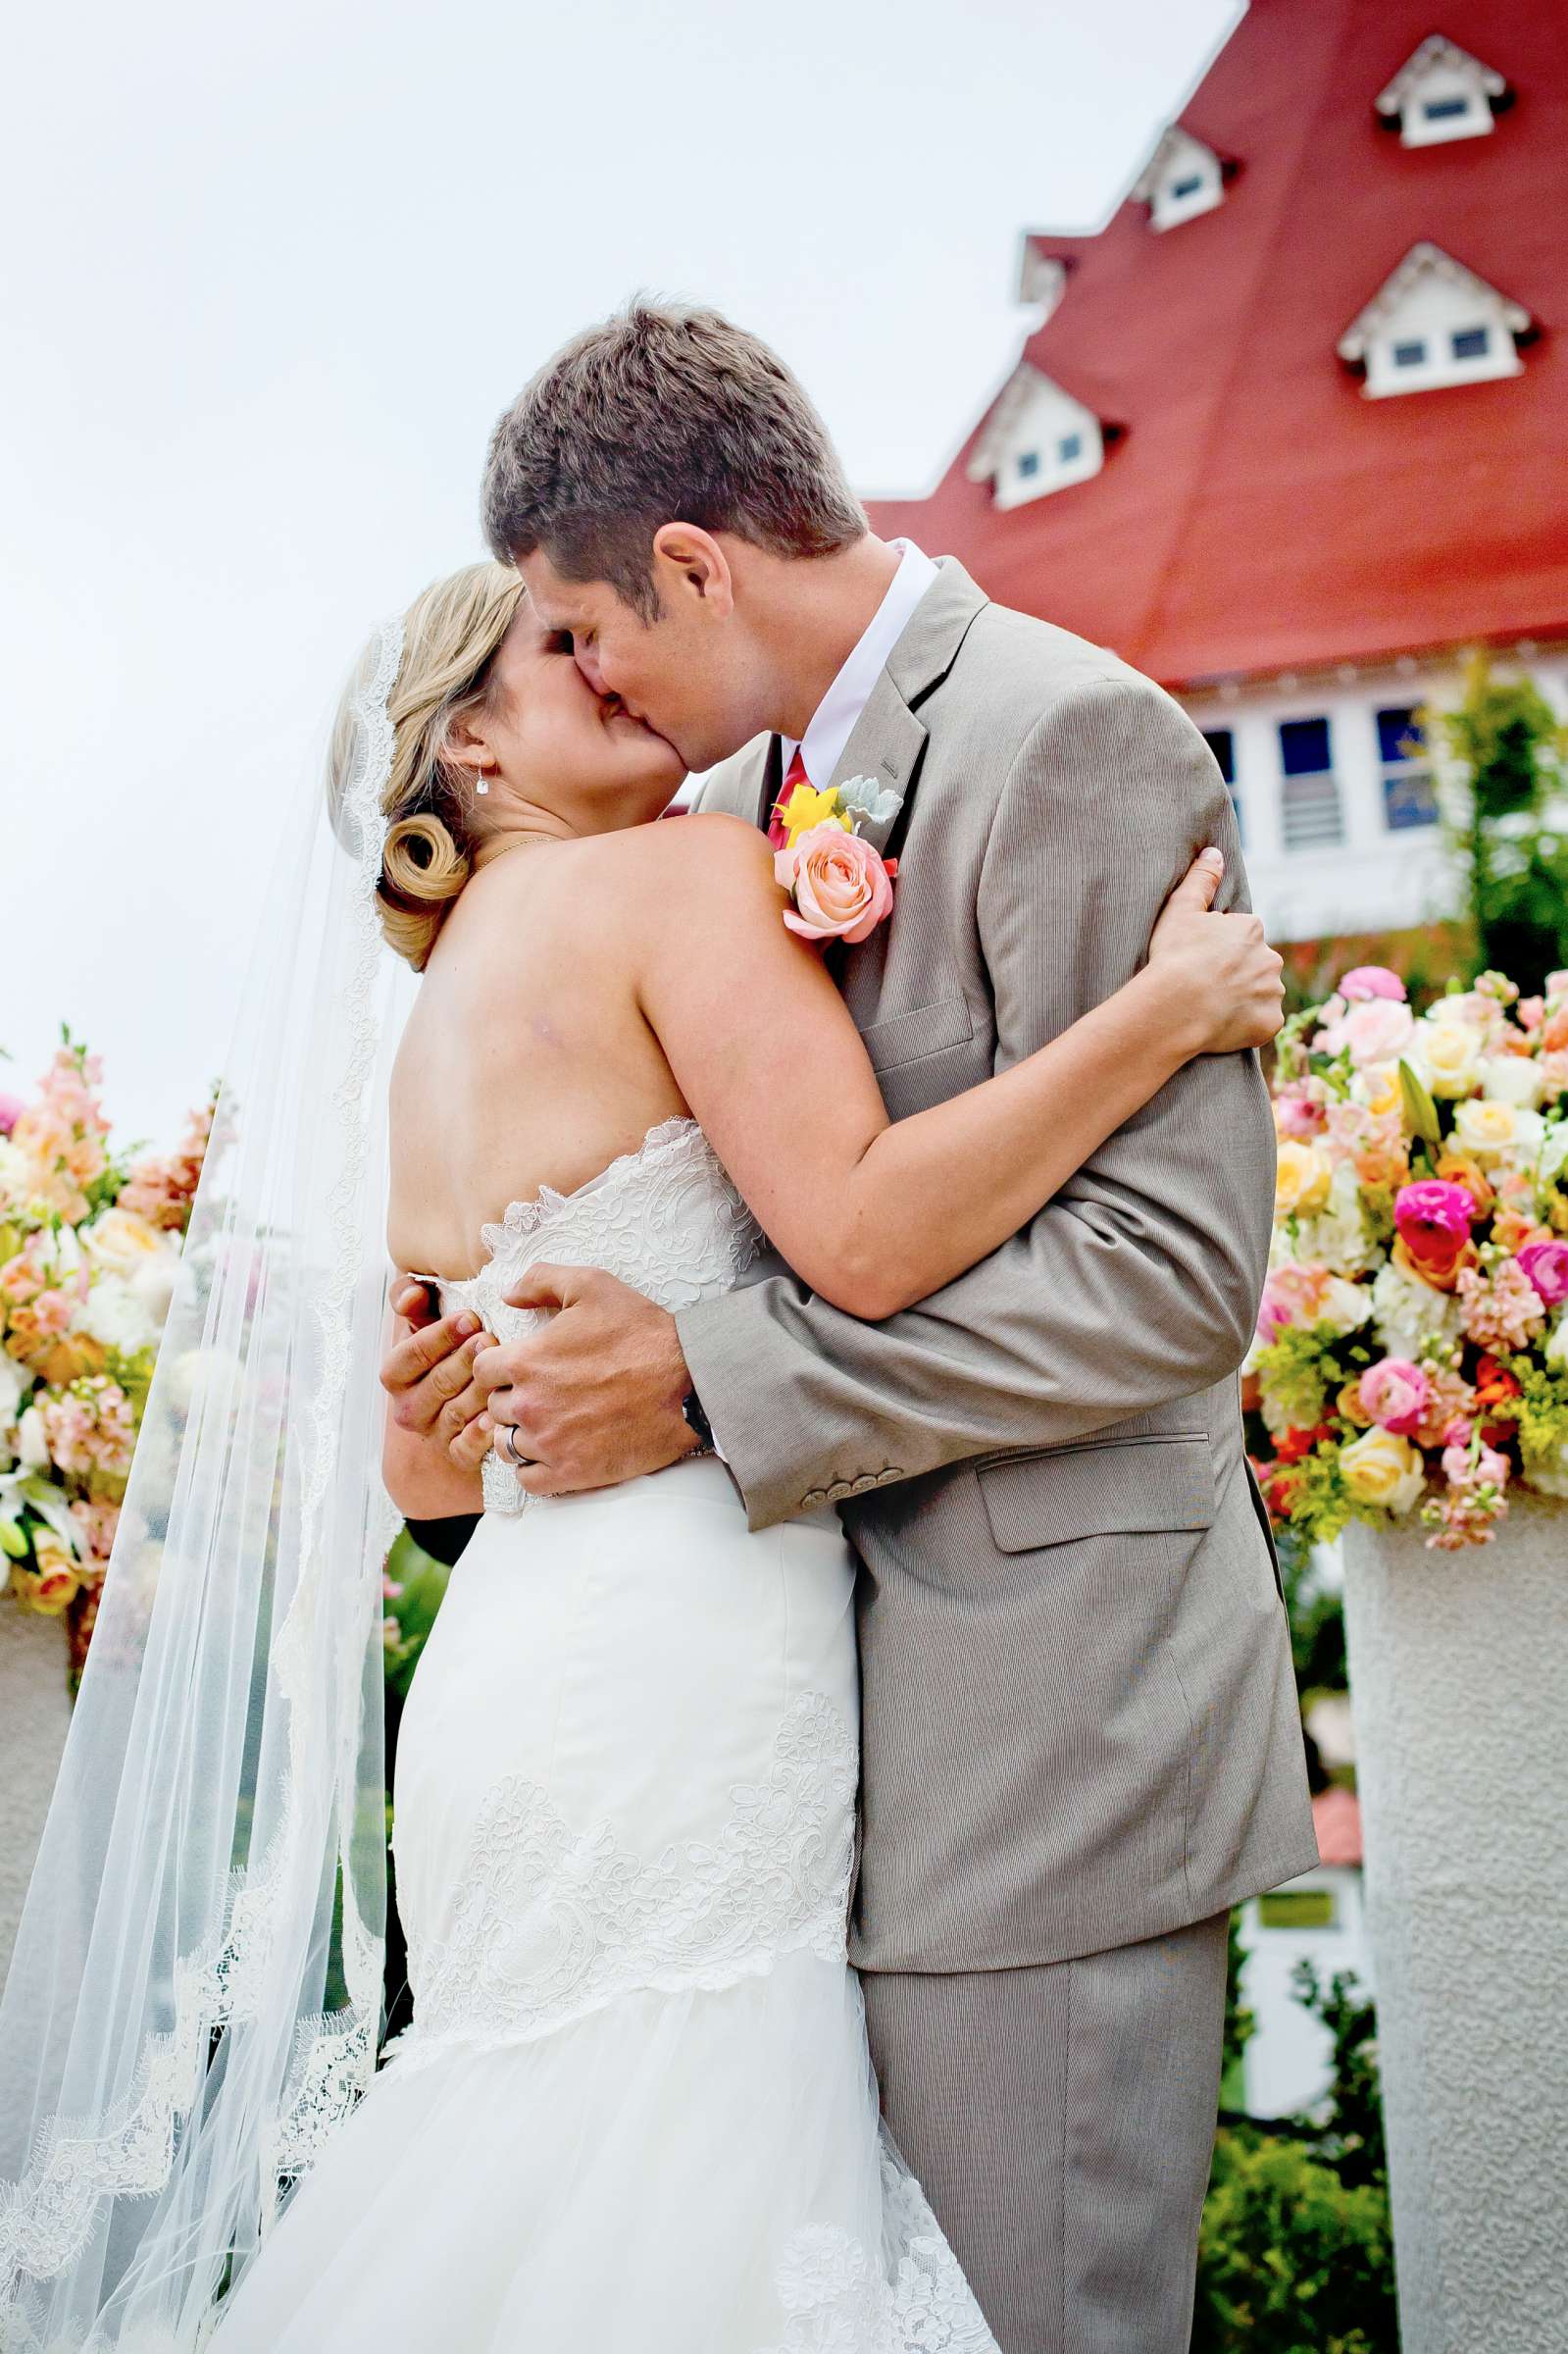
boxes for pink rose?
[1357,1357,1432,1437]
[1516,997,1545,1036]
[1339,965,1407,1004]
[1273,1086,1326,1141]
[1516,1239,1568,1306]
[776,825,897,945]
[0,1090,25,1137]
[1317,997,1415,1066]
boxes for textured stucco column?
[0,1608,73,1986]
[1343,1499,1568,2354]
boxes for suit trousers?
[861,1911,1230,2353]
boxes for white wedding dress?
[212,1118,998,2353]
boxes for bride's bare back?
[387,827,690,1280]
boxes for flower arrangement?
[1249,964,1568,1551]
[0,1037,213,1676]
[772,774,900,945]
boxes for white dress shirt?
[779,539,938,789]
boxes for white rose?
[82,1207,167,1281]
[1523,1451,1568,1498]
[0,1139,34,1208]
[1540,1121,1568,1184]
[0,1350,31,1428]
[1481,1055,1544,1110]
[1318,1275,1375,1336]
[130,1253,179,1328]
[77,1274,160,1358]
[16,1405,51,1471]
[166,1347,239,1416]
[1545,1312,1568,1369]
[1411,1021,1484,1099]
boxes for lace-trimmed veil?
[0,622,413,2349]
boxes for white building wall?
[1239,1863,1373,2119]
[1182,653,1568,944]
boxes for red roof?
[866,0,1568,689]
[1311,1783,1363,1868]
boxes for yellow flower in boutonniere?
[773,782,850,850]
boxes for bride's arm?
[632,815,1282,1322]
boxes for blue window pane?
[1452,326,1491,360]
[1385,770,1439,830]
[1017,449,1040,478]
[1377,706,1421,764]
[1202,729,1236,785]
[1170,174,1203,200]
[1280,717,1332,776]
[1392,339,1427,368]
[1423,94,1471,121]
[1058,433,1083,464]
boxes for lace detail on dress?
[756,2145,1001,2353]
[435,1117,763,1517]
[384,1694,855,2074]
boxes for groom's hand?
[474,1263,699,1498]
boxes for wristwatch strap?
[681,1387,716,1456]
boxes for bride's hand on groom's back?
[1146,849,1285,1057]
[380,1280,496,1485]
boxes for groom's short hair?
[482,300,867,620]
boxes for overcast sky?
[3,0,1240,1144]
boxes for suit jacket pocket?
[979,1435,1217,1553]
[857,996,974,1075]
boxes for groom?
[391,301,1315,2348]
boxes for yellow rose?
[1340,1426,1426,1514]
[1416,1023,1483,1099]
[1359,1066,1402,1118]
[1275,1140,1333,1217]
[1450,1099,1519,1158]
[1337,1382,1374,1428]
[82,1206,167,1280]
[19,1531,82,1616]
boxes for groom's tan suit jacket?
[680,558,1317,1974]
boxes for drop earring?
[474,762,491,797]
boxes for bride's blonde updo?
[367,561,527,971]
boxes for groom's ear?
[650,523,733,621]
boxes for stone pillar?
[0,1606,73,1985]
[1342,1499,1568,2353]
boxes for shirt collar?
[780,538,938,791]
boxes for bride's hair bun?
[345,559,527,972]
[378,811,472,971]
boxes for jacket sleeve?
[674,677,1277,1530]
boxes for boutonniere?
[772,776,900,945]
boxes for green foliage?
[1278,1530,1347,1696]
[1428,656,1568,992]
[1290,1964,1386,2193]
[380,1527,454,1703]
[1193,2128,1396,2352]
[1197,1958,1394,2350]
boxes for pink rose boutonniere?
[773,776,900,946]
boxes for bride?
[0,559,1280,2353]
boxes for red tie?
[768,747,809,848]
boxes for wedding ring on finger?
[499,1425,535,1471]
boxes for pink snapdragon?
[1357,1357,1432,1436]
[1455,1257,1547,1352]
[40,1379,136,1481]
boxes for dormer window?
[1131,128,1228,233]
[1338,244,1531,398]
[967,365,1112,510]
[1375,34,1510,147]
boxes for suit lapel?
[830,682,926,856]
